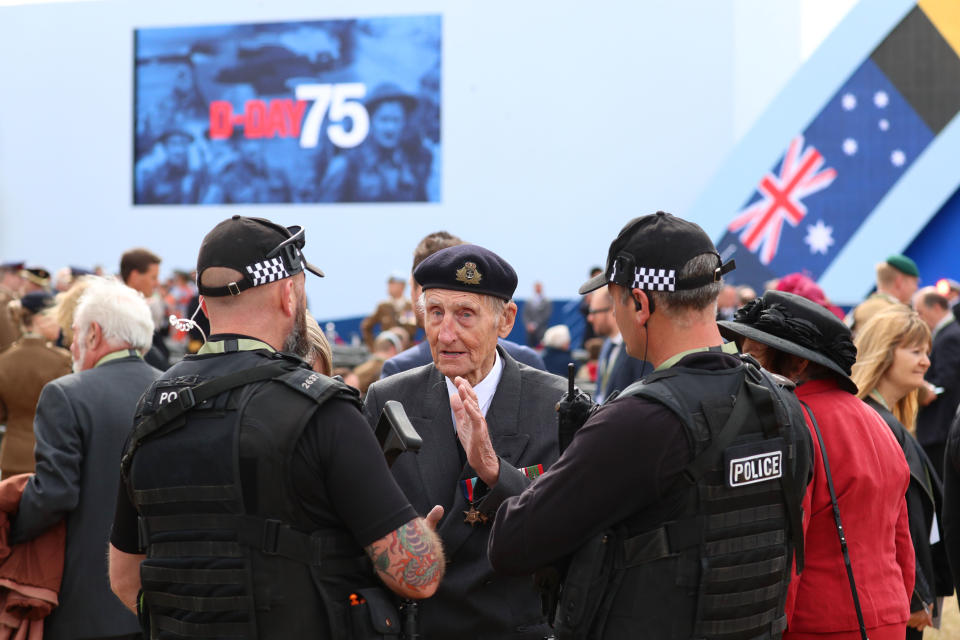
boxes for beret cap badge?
[456,262,482,285]
[415,245,516,300]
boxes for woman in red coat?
[720,291,914,640]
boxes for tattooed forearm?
[366,517,445,598]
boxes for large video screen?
[134,15,441,205]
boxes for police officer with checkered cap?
[109,215,445,639]
[489,211,812,639]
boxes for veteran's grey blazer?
[364,346,566,639]
[11,354,161,640]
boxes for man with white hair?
[10,277,161,640]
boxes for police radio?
[375,400,424,640]
[376,400,423,466]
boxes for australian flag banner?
[716,3,960,289]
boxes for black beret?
[21,291,54,314]
[414,244,517,301]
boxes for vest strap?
[704,530,785,557]
[140,513,368,571]
[149,541,244,558]
[134,484,234,506]
[705,504,784,530]
[144,591,252,613]
[678,379,765,487]
[702,554,786,583]
[700,582,782,609]
[620,516,703,567]
[140,565,247,585]
[152,613,251,638]
[621,527,669,567]
[694,608,781,636]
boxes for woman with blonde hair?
[852,306,950,638]
[853,306,930,433]
[304,310,332,376]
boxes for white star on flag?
[804,220,834,255]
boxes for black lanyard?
[798,400,869,640]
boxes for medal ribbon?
[460,464,545,501]
[521,463,544,480]
[459,476,480,502]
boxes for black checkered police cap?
[414,244,517,301]
[196,215,324,297]
[579,211,735,295]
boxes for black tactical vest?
[123,350,382,640]
[558,357,811,640]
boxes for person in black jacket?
[852,306,951,637]
[915,287,960,477]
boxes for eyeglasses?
[587,307,612,315]
[267,226,306,272]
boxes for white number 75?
[295,83,370,149]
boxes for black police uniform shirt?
[489,350,742,574]
[110,335,417,553]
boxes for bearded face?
[282,290,311,359]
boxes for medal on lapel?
[460,476,489,526]
[463,505,489,526]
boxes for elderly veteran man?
[380,231,545,378]
[364,244,567,639]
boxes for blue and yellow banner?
[713,1,960,290]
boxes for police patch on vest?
[156,386,190,406]
[724,438,785,488]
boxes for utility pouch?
[554,530,619,640]
[348,588,402,639]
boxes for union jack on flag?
[727,135,837,265]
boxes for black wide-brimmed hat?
[718,290,858,394]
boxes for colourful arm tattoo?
[366,518,445,597]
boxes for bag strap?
[798,400,868,640]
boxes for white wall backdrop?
[0,0,851,317]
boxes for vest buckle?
[262,518,282,554]
[176,386,196,411]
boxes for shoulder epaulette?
[274,368,362,409]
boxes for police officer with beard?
[488,212,812,639]
[109,215,445,639]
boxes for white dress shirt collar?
[446,349,504,426]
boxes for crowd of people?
[2,213,960,640]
